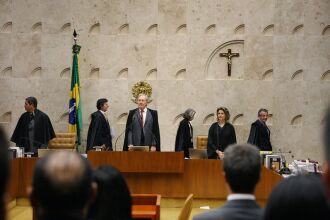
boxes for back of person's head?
[88,165,132,220]
[30,151,93,215]
[263,175,330,220]
[0,127,10,220]
[224,144,261,193]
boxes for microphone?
[114,115,136,151]
[18,136,48,148]
[114,128,128,151]
[16,137,48,155]
[276,148,292,175]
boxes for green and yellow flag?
[69,39,82,145]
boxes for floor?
[8,198,226,220]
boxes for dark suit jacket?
[247,120,272,151]
[123,108,161,151]
[175,118,193,158]
[193,199,262,220]
[86,111,112,151]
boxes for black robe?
[175,118,193,158]
[11,109,55,152]
[207,122,236,159]
[86,111,113,152]
[123,108,161,151]
[247,119,272,151]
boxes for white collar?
[227,194,255,201]
[99,110,107,115]
[139,108,147,113]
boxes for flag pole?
[69,30,82,150]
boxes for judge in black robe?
[175,108,196,158]
[207,107,236,159]
[11,97,55,154]
[86,99,113,152]
[247,108,272,151]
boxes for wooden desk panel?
[88,151,184,173]
[122,159,282,199]
[8,159,19,200]
[18,158,38,197]
[9,153,282,200]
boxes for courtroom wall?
[1,0,330,161]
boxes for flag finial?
[72,29,81,54]
[73,29,78,45]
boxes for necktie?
[30,113,34,121]
[140,110,144,128]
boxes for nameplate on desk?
[129,146,149,152]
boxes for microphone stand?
[114,129,127,151]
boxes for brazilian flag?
[69,43,82,145]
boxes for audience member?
[29,151,96,220]
[0,126,10,220]
[263,175,329,220]
[324,105,330,201]
[194,144,262,220]
[88,165,132,220]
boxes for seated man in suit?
[123,93,161,151]
[193,144,262,220]
[247,108,272,151]
[86,98,113,152]
[28,151,96,220]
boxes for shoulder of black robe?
[33,109,55,147]
[86,111,103,152]
[149,109,161,151]
[208,122,218,136]
[225,122,237,145]
[123,109,136,151]
[207,122,219,158]
[247,120,259,146]
[11,112,31,148]
[175,119,188,152]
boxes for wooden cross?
[219,49,239,77]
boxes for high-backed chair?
[196,135,208,150]
[48,132,76,150]
[178,194,194,220]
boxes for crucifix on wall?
[219,49,239,77]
